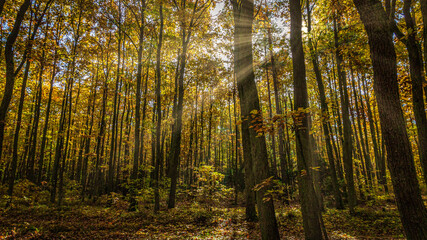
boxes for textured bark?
[353,0,427,238]
[290,0,327,238]
[420,0,427,95]
[232,0,280,238]
[402,0,427,187]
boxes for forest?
[0,0,427,239]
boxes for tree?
[306,0,343,210]
[333,9,356,213]
[232,0,280,238]
[0,0,31,169]
[154,1,164,213]
[353,0,427,238]
[290,0,327,238]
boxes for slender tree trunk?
[266,23,288,185]
[333,15,356,213]
[154,3,163,213]
[350,68,372,190]
[81,68,97,199]
[50,66,72,203]
[264,47,277,176]
[108,4,122,193]
[306,0,343,209]
[0,0,31,165]
[7,59,30,202]
[362,77,386,191]
[94,58,109,197]
[290,0,327,238]
[132,0,146,180]
[27,41,47,182]
[420,0,427,95]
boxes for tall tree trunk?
[168,33,188,209]
[7,60,30,202]
[50,67,72,203]
[38,49,57,184]
[0,0,31,164]
[266,23,288,185]
[353,0,427,238]
[27,42,47,182]
[290,0,327,238]
[362,77,386,191]
[420,0,427,95]
[108,4,122,192]
[333,15,356,213]
[132,0,146,180]
[402,0,427,187]
[264,46,277,176]
[232,0,280,238]
[306,0,343,209]
[350,68,372,190]
[154,2,163,213]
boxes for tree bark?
[353,0,427,238]
[402,0,427,187]
[232,0,280,238]
[290,0,327,238]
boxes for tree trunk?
[420,0,427,95]
[333,14,356,214]
[306,0,343,210]
[353,0,427,238]
[402,0,427,187]
[168,34,188,209]
[38,49,57,184]
[108,4,122,192]
[27,42,47,182]
[7,59,30,202]
[154,3,163,213]
[232,0,280,238]
[0,0,31,164]
[290,0,327,238]
[132,0,146,180]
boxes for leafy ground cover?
[0,197,405,239]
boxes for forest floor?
[0,191,407,239]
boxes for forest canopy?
[1,0,427,239]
